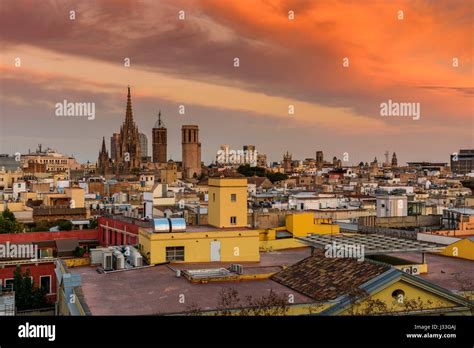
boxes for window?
[213,193,216,202]
[40,275,52,294]
[231,194,237,202]
[392,289,405,304]
[166,247,185,261]
[230,216,237,225]
[4,278,14,290]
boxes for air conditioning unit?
[113,250,125,270]
[127,246,143,267]
[103,252,113,271]
[230,264,243,275]
[133,254,143,267]
[401,265,420,275]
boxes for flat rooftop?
[389,252,474,291]
[297,233,445,255]
[70,248,313,315]
[186,224,253,232]
[144,224,255,234]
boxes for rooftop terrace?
[70,248,313,315]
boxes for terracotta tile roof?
[247,176,269,186]
[271,250,390,301]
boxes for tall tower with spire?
[116,86,141,174]
[97,136,111,175]
[152,110,167,164]
[392,152,398,167]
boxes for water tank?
[170,218,186,232]
[153,218,171,233]
[152,218,186,233]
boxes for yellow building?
[440,238,474,261]
[6,202,24,212]
[260,212,340,251]
[20,191,39,203]
[0,168,23,189]
[139,228,260,264]
[139,177,260,264]
[42,187,85,208]
[285,213,339,236]
[160,160,178,185]
[208,177,248,228]
[65,187,85,208]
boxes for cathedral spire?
[100,136,107,154]
[392,152,398,167]
[125,85,133,124]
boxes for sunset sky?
[0,0,472,165]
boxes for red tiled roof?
[271,250,390,301]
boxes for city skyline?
[0,0,473,334]
[0,0,473,165]
[0,86,467,167]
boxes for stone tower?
[392,152,398,167]
[283,151,292,173]
[110,133,120,163]
[152,111,167,163]
[181,125,201,179]
[316,150,324,168]
[139,133,148,159]
[97,136,111,175]
[116,86,141,174]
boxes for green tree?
[12,266,49,311]
[2,208,16,221]
[0,209,23,233]
[73,246,85,258]
[57,219,73,231]
[31,220,55,232]
[237,165,266,177]
[266,172,288,183]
